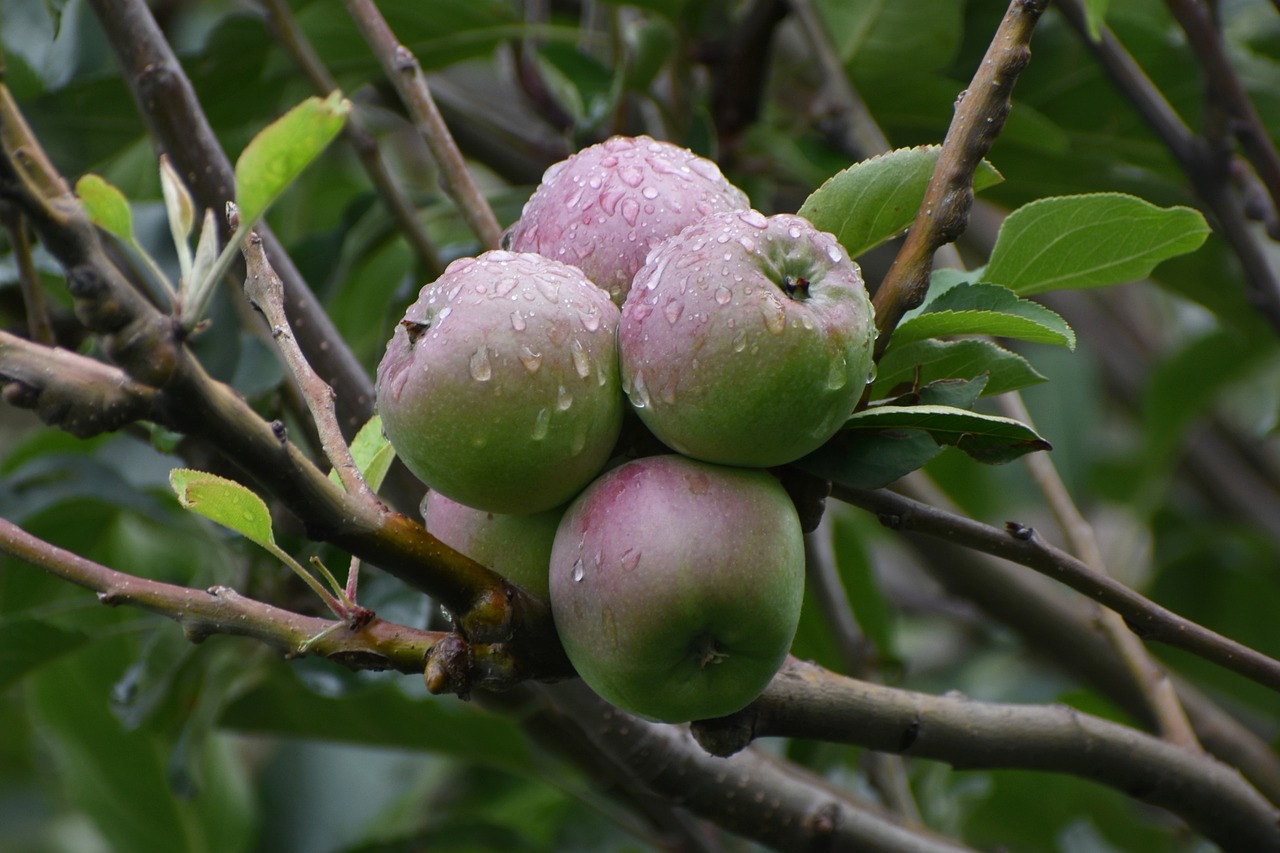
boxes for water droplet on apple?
[619,165,644,187]
[571,339,591,379]
[532,407,550,440]
[578,305,601,331]
[827,356,848,390]
[518,345,542,373]
[510,311,526,331]
[621,198,640,226]
[535,276,561,303]
[494,277,518,297]
[641,185,658,200]
[715,286,732,306]
[732,330,748,352]
[788,225,802,239]
[761,301,786,335]
[664,300,684,324]
[619,548,641,572]
[628,370,651,409]
[469,346,492,381]
[826,244,843,263]
[571,559,585,582]
[556,385,574,411]
[739,209,769,229]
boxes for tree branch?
[692,659,1280,852]
[340,0,503,250]
[998,393,1200,750]
[0,517,440,673]
[833,484,1280,697]
[257,0,443,278]
[85,0,377,436]
[871,0,1048,354]
[546,680,978,853]
[1055,0,1280,336]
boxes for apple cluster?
[377,135,876,723]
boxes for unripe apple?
[421,491,560,598]
[376,251,623,514]
[504,135,750,305]
[618,210,875,468]
[549,454,805,723]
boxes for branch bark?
[871,0,1048,353]
[692,659,1280,852]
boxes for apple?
[617,209,876,468]
[548,454,805,723]
[503,135,750,305]
[376,250,623,514]
[421,490,560,598]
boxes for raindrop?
[571,559,585,582]
[629,370,651,409]
[739,209,769,229]
[761,302,787,335]
[535,276,561,303]
[556,385,574,411]
[578,305,601,332]
[826,244,844,263]
[571,339,591,379]
[532,407,550,440]
[715,286,732,306]
[664,300,684,325]
[732,330,748,352]
[801,315,815,331]
[827,356,849,390]
[518,345,543,374]
[641,186,659,200]
[738,235,757,253]
[469,346,492,381]
[621,198,640,226]
[619,165,645,187]
[788,225,802,239]
[619,548,641,572]
[510,311,527,331]
[494,277,518,297]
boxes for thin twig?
[86,0,377,436]
[0,517,440,671]
[0,209,54,344]
[998,393,1201,750]
[1056,0,1280,336]
[1164,0,1280,237]
[240,227,377,506]
[690,659,1280,852]
[871,0,1049,354]
[832,483,1280,696]
[341,0,503,250]
[258,0,443,278]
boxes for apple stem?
[781,276,811,300]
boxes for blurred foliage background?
[2,1,1279,851]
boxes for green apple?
[376,250,623,513]
[618,210,876,468]
[548,454,804,723]
[421,490,560,598]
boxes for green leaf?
[159,155,195,280]
[220,665,535,773]
[841,404,1052,464]
[800,377,989,489]
[873,338,1047,398]
[983,193,1211,295]
[815,0,963,76]
[0,617,90,691]
[1084,0,1110,41]
[893,282,1076,349]
[234,91,351,227]
[169,469,275,551]
[798,146,1003,259]
[75,173,134,242]
[329,415,397,493]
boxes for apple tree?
[3,1,1280,851]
